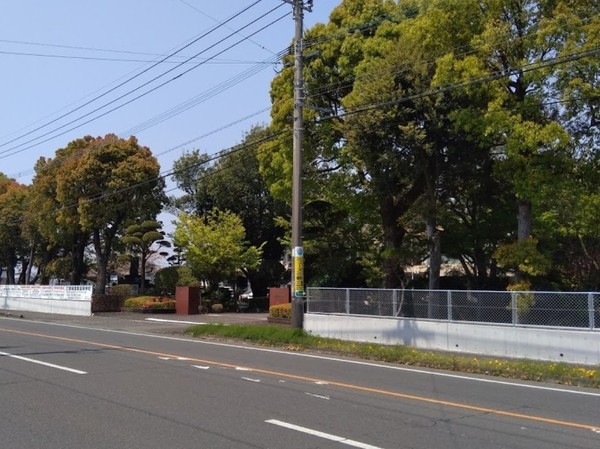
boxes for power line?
[176,0,278,56]
[120,50,287,136]
[0,0,265,151]
[0,38,271,63]
[0,5,289,160]
[0,49,278,65]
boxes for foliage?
[29,134,165,292]
[170,126,288,296]
[211,303,224,313]
[109,284,134,297]
[494,238,551,277]
[142,300,176,310]
[121,219,169,293]
[173,210,262,289]
[123,296,175,310]
[123,296,157,308]
[0,175,29,284]
[154,266,179,293]
[175,265,201,287]
[269,303,292,319]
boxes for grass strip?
[185,323,600,388]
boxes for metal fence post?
[511,292,518,325]
[447,290,453,321]
[589,293,595,330]
[345,288,350,315]
[392,289,397,318]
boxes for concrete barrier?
[1,285,93,316]
[304,313,600,365]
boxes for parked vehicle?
[236,288,253,312]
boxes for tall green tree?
[173,210,262,291]
[261,0,402,288]
[431,0,596,286]
[32,134,165,292]
[31,144,92,285]
[171,127,288,295]
[0,175,29,284]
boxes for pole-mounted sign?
[292,246,305,298]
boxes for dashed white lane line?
[192,365,210,370]
[305,392,330,400]
[266,419,383,449]
[144,318,208,325]
[0,350,86,374]
[241,377,261,383]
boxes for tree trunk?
[25,243,36,285]
[140,252,147,295]
[426,217,441,290]
[380,197,406,289]
[93,227,118,295]
[517,199,532,242]
[70,232,88,285]
[516,199,532,283]
[18,257,28,284]
[95,256,108,294]
[6,250,16,284]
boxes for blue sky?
[0,1,339,188]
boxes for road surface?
[1,314,599,448]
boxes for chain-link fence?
[307,288,600,330]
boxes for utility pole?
[283,0,311,328]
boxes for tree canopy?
[173,210,262,291]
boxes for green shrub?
[123,296,157,308]
[154,266,180,294]
[176,266,201,287]
[211,303,224,313]
[143,300,176,310]
[109,284,135,297]
[269,303,291,318]
[123,296,176,310]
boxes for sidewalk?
[1,310,268,334]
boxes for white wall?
[304,313,600,366]
[1,285,92,316]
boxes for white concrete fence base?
[304,314,600,366]
[1,285,93,316]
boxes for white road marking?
[266,419,383,449]
[236,367,252,371]
[0,350,86,374]
[158,356,172,360]
[6,317,600,398]
[315,381,329,385]
[192,365,210,370]
[242,377,261,383]
[306,392,330,400]
[145,318,207,325]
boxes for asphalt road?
[1,313,599,449]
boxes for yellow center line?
[2,326,598,432]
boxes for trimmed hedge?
[269,303,291,318]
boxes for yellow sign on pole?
[293,246,304,297]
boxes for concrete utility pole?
[283,0,311,328]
